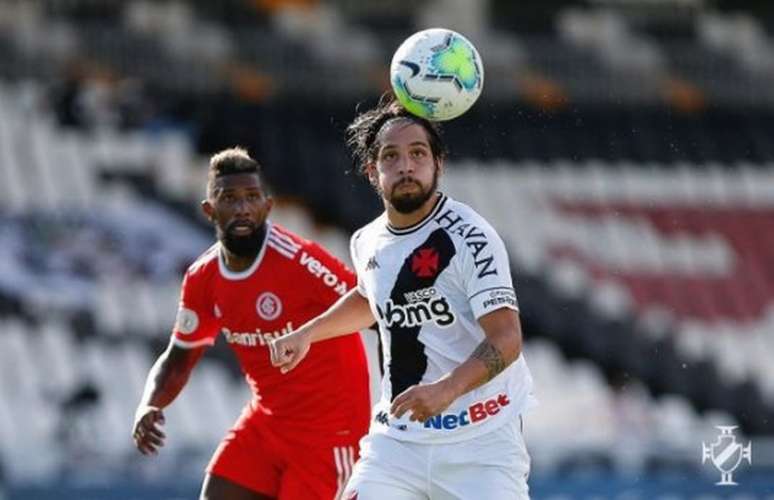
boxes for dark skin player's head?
[201,148,273,272]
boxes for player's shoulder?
[265,222,304,261]
[434,195,502,240]
[186,243,219,277]
[270,223,354,294]
[351,213,386,249]
[269,222,336,261]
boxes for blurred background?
[0,0,773,498]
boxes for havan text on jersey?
[434,207,498,278]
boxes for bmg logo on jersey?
[377,288,455,328]
[424,393,511,430]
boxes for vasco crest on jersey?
[411,247,439,278]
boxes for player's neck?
[221,249,257,273]
[386,192,441,229]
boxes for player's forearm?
[139,358,185,410]
[303,288,375,343]
[439,328,521,401]
[138,343,202,410]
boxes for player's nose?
[233,197,252,215]
[397,153,414,176]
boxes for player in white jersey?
[270,96,535,499]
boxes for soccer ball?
[390,28,484,121]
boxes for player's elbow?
[479,308,524,365]
[497,328,522,365]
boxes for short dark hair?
[207,147,264,197]
[346,93,447,176]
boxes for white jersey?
[351,193,535,444]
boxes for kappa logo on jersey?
[373,410,407,431]
[376,293,455,328]
[365,255,380,271]
[175,307,199,335]
[222,321,293,347]
[299,251,348,296]
[411,247,439,277]
[374,410,389,426]
[424,393,511,430]
[256,292,282,320]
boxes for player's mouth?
[393,178,422,193]
[227,220,256,236]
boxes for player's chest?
[210,278,309,346]
[362,239,462,307]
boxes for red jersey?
[172,222,370,444]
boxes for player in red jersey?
[131,147,371,500]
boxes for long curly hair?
[346,93,447,176]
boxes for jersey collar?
[386,193,447,236]
[217,221,270,280]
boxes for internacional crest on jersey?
[351,194,535,444]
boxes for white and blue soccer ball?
[390,28,484,121]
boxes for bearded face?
[204,172,272,261]
[216,219,267,258]
[371,120,442,216]
[388,166,439,214]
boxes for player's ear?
[263,195,274,214]
[436,158,444,177]
[201,199,215,222]
[366,163,378,187]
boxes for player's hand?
[132,405,166,455]
[390,380,457,423]
[269,330,311,374]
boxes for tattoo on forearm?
[472,340,506,382]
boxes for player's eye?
[411,149,427,158]
[247,193,261,201]
[381,150,397,161]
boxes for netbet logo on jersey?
[424,393,511,431]
[376,286,455,329]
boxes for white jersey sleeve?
[350,228,369,298]
[457,220,519,319]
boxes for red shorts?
[207,406,367,499]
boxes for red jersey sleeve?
[298,241,357,308]
[171,268,219,348]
